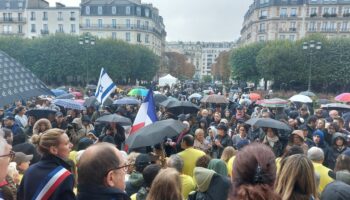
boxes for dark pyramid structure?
[0,50,52,106]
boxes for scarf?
[263,135,279,148]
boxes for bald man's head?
[78,142,121,186]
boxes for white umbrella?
[289,94,312,103]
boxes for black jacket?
[17,154,75,200]
[77,184,130,200]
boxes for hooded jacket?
[188,167,230,200]
[207,159,228,177]
[325,133,350,170]
[321,181,350,200]
[32,118,52,135]
[336,170,350,186]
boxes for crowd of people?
[0,85,350,200]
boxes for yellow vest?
[313,162,333,193]
[178,147,206,177]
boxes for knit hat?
[14,152,33,165]
[193,167,216,192]
[313,130,325,145]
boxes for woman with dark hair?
[325,122,339,146]
[232,124,248,149]
[229,143,281,200]
[261,128,283,157]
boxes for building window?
[58,24,63,33]
[43,12,48,20]
[290,8,297,17]
[31,24,36,32]
[3,25,12,34]
[137,33,141,42]
[18,13,22,21]
[310,7,317,16]
[112,19,117,28]
[30,12,35,20]
[279,35,285,40]
[136,7,141,16]
[18,25,23,33]
[126,32,131,41]
[126,6,131,15]
[289,35,295,41]
[260,10,267,19]
[137,20,140,28]
[260,0,269,4]
[342,22,348,31]
[324,7,329,14]
[322,22,328,31]
[98,6,103,15]
[145,34,149,43]
[145,9,149,17]
[5,2,10,9]
[259,23,265,32]
[331,7,337,14]
[280,8,287,17]
[145,21,149,29]
[126,19,130,28]
[259,36,265,42]
[70,12,75,20]
[43,24,48,31]
[58,12,63,20]
[71,24,76,33]
[112,32,117,39]
[85,19,90,27]
[86,6,90,15]
[18,2,23,8]
[98,19,103,29]
[308,21,316,31]
[112,6,117,14]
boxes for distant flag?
[130,88,158,134]
[95,68,116,104]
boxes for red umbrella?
[249,93,261,101]
[335,93,350,102]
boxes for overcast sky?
[48,0,253,42]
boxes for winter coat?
[32,118,52,135]
[321,181,350,200]
[125,172,144,197]
[77,184,130,200]
[17,154,75,200]
[325,133,350,170]
[212,134,233,158]
[188,167,230,200]
[336,170,350,186]
[5,123,26,146]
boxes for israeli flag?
[95,68,116,104]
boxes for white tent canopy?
[159,74,178,87]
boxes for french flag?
[130,89,158,134]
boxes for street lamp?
[79,32,96,85]
[302,40,322,91]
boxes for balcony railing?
[323,13,337,18]
[70,17,76,21]
[259,16,267,20]
[321,28,337,32]
[258,29,266,33]
[343,13,350,17]
[310,13,317,17]
[289,28,297,32]
[0,18,26,23]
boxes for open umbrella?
[318,99,331,105]
[56,93,74,99]
[103,97,114,107]
[160,97,179,107]
[289,94,312,103]
[256,98,289,108]
[188,93,202,100]
[245,118,291,131]
[249,93,261,101]
[52,99,86,110]
[26,109,57,119]
[321,103,350,110]
[201,94,228,104]
[113,97,140,105]
[166,101,199,115]
[83,96,100,107]
[71,91,83,98]
[335,93,350,102]
[51,89,67,97]
[75,99,85,105]
[153,94,168,105]
[128,88,148,97]
[299,91,316,97]
[126,119,187,149]
[95,114,132,126]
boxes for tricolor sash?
[32,166,71,200]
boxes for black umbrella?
[245,118,291,131]
[321,103,350,110]
[154,94,168,105]
[160,97,179,107]
[95,114,132,126]
[166,101,199,115]
[84,96,100,107]
[0,51,53,107]
[26,109,57,119]
[126,119,186,149]
[103,97,114,107]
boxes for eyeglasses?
[0,150,15,161]
[105,162,134,176]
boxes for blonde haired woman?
[18,128,75,200]
[146,168,182,200]
[275,154,318,200]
